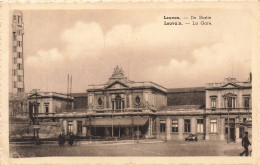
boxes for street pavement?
[10,140,248,157]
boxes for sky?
[21,9,253,93]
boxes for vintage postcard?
[0,1,259,165]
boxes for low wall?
[38,122,64,139]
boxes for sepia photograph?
[2,2,259,164]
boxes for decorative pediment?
[107,65,130,84]
[105,81,129,89]
[220,82,240,89]
[28,93,43,98]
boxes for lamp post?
[87,116,92,141]
[32,89,40,145]
[165,109,167,142]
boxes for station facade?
[28,67,252,142]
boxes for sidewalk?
[10,139,164,146]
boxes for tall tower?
[11,10,25,94]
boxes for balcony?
[17,58,23,64]
[12,76,17,81]
[17,35,22,41]
[94,108,155,114]
[17,70,23,75]
[16,82,23,88]
[12,52,17,58]
[17,47,23,52]
[13,41,17,46]
[12,64,17,69]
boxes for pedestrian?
[58,134,62,146]
[61,133,65,146]
[240,131,251,156]
[68,133,74,146]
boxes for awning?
[83,117,148,127]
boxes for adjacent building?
[11,10,25,94]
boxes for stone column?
[108,95,111,109]
[166,117,171,140]
[121,100,123,113]
[205,116,210,140]
[50,98,54,113]
[149,118,152,136]
[235,126,240,143]
[125,127,129,136]
[238,90,242,109]
[235,118,241,143]
[155,118,160,139]
[63,120,68,135]
[191,117,197,134]
[82,127,87,137]
[131,126,134,138]
[104,96,107,109]
[105,127,110,137]
[129,93,132,108]
[73,120,77,135]
[218,92,221,109]
[220,118,225,140]
[178,118,184,140]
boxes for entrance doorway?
[225,127,235,141]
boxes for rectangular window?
[68,121,73,133]
[18,88,23,92]
[13,82,16,88]
[18,16,20,23]
[172,119,178,132]
[17,30,21,36]
[244,97,250,108]
[18,52,22,58]
[12,70,16,76]
[210,119,217,133]
[18,64,22,70]
[184,119,190,133]
[211,97,216,109]
[13,33,16,41]
[13,15,16,21]
[225,97,236,108]
[18,41,22,47]
[17,75,23,82]
[77,121,82,134]
[45,106,49,114]
[13,46,17,52]
[13,58,17,64]
[197,119,204,133]
[160,120,166,133]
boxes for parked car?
[185,134,198,141]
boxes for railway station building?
[28,66,252,142]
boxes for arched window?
[115,95,121,110]
[224,93,236,108]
